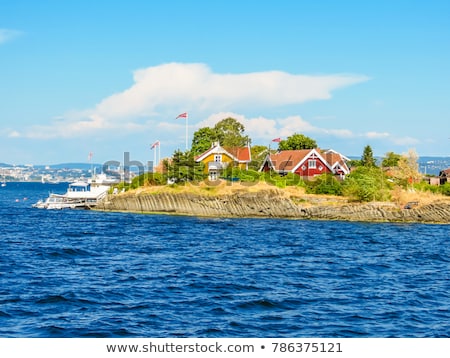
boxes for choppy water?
[0,182,449,337]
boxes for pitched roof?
[224,146,251,162]
[265,148,350,174]
[195,142,251,163]
[321,150,350,172]
[267,149,312,171]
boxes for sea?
[0,182,449,338]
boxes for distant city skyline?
[1,1,449,165]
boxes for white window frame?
[308,159,317,169]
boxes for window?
[214,154,222,162]
[308,159,317,169]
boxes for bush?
[222,167,262,183]
[440,183,450,196]
[306,174,343,195]
[413,181,440,194]
[130,172,167,189]
[262,171,305,188]
[413,181,450,196]
[342,166,391,202]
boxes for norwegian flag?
[272,137,282,143]
[150,140,160,149]
[176,112,188,119]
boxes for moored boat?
[33,181,109,210]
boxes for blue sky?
[1,0,449,165]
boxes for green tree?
[348,159,362,168]
[395,149,421,186]
[382,151,401,167]
[342,166,391,202]
[278,133,317,150]
[248,145,269,171]
[214,117,249,147]
[306,174,343,195]
[190,117,249,156]
[164,150,205,183]
[190,127,218,156]
[361,145,377,167]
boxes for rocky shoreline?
[95,190,450,224]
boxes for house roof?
[265,148,349,174]
[195,142,251,163]
[224,146,251,162]
[440,168,450,177]
[322,151,350,172]
[267,149,312,172]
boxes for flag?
[272,137,281,143]
[150,140,160,149]
[88,152,93,161]
[176,112,188,119]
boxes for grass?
[118,179,450,209]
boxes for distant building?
[439,168,450,184]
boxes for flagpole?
[186,113,189,151]
[176,112,189,151]
[153,146,156,171]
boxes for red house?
[260,148,350,180]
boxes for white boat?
[33,181,110,210]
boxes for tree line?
[128,117,449,201]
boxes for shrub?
[440,183,450,196]
[306,174,343,195]
[342,166,391,202]
[130,172,167,189]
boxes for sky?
[1,0,449,166]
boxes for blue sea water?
[0,182,449,338]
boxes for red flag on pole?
[272,137,281,143]
[176,112,188,119]
[150,140,160,149]
[88,152,93,161]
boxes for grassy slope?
[122,180,450,209]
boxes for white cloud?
[198,113,420,150]
[198,112,355,142]
[92,63,369,118]
[361,131,419,147]
[0,29,21,44]
[390,136,419,146]
[12,63,369,139]
[365,131,390,139]
[8,130,21,138]
[13,113,147,139]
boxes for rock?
[96,191,450,224]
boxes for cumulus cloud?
[0,29,21,44]
[199,112,356,142]
[92,63,369,119]
[198,112,420,149]
[12,62,369,139]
